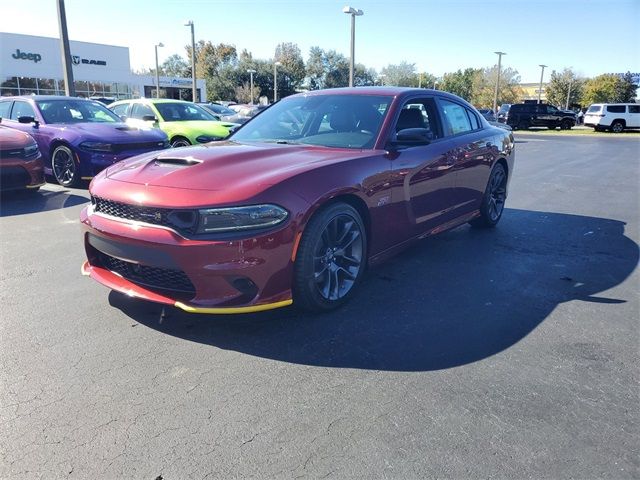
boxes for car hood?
[161,120,237,131]
[47,122,167,142]
[104,140,373,193]
[0,126,35,148]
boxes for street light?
[343,6,364,88]
[493,51,506,114]
[273,61,282,103]
[154,42,164,99]
[538,64,548,104]
[56,0,75,96]
[247,69,256,105]
[184,20,197,101]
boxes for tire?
[547,125,556,130]
[560,120,572,130]
[470,163,507,229]
[518,120,530,130]
[170,137,191,148]
[594,126,604,132]
[51,145,80,187]
[610,121,624,133]
[294,203,367,312]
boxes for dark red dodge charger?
[81,87,515,313]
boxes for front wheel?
[294,203,367,312]
[170,137,191,148]
[51,145,80,187]
[560,120,573,130]
[470,163,507,228]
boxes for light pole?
[154,42,164,99]
[273,61,282,103]
[493,51,506,115]
[565,77,573,110]
[184,20,197,101]
[343,6,364,88]
[247,69,256,104]
[537,64,547,104]
[56,0,75,96]
[418,72,423,88]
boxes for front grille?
[112,141,167,153]
[0,166,30,188]
[92,196,198,235]
[98,252,196,297]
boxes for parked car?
[197,102,238,122]
[502,102,576,130]
[0,125,44,192]
[477,108,496,122]
[0,96,169,187]
[223,104,270,124]
[109,99,239,147]
[81,87,515,314]
[583,103,640,133]
[496,103,511,123]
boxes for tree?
[439,68,480,101]
[161,54,190,78]
[380,62,418,86]
[545,68,584,108]
[470,66,523,107]
[274,42,306,97]
[305,47,349,90]
[354,64,377,87]
[184,41,239,101]
[580,73,638,105]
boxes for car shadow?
[108,208,638,372]
[0,188,88,217]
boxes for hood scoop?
[153,158,202,167]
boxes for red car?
[0,125,44,192]
[81,87,515,313]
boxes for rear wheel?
[51,145,80,187]
[560,119,573,130]
[470,163,507,229]
[610,121,624,133]
[294,203,367,312]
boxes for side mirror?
[119,115,128,121]
[390,128,433,147]
[142,115,158,123]
[18,116,39,128]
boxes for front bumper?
[0,156,45,190]
[80,206,297,313]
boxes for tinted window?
[395,100,441,139]
[154,102,216,121]
[587,105,602,113]
[0,101,12,119]
[629,105,640,114]
[440,99,472,136]
[547,105,559,114]
[130,103,155,119]
[606,105,626,113]
[111,103,129,118]
[232,94,392,149]
[10,101,36,120]
[467,109,480,130]
[37,100,121,123]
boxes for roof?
[0,95,98,102]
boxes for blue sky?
[2,0,639,82]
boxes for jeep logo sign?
[11,49,42,63]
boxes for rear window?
[606,105,626,113]
[629,105,640,114]
[587,105,602,113]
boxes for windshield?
[37,99,121,124]
[205,104,236,115]
[231,94,392,149]
[154,102,217,122]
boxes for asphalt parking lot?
[1,134,638,479]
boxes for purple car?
[0,96,169,187]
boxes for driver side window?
[395,99,441,139]
[131,103,155,120]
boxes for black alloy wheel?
[470,163,507,228]
[294,203,367,311]
[52,145,79,187]
[560,119,573,130]
[171,137,191,148]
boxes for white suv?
[584,103,640,133]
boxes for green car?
[108,99,239,147]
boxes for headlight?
[197,204,288,233]
[196,135,223,143]
[80,141,112,152]
[23,143,39,158]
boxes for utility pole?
[538,64,547,104]
[185,21,197,101]
[56,0,75,96]
[493,51,506,114]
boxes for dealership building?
[0,32,206,101]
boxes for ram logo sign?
[71,54,107,67]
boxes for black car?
[503,103,576,130]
